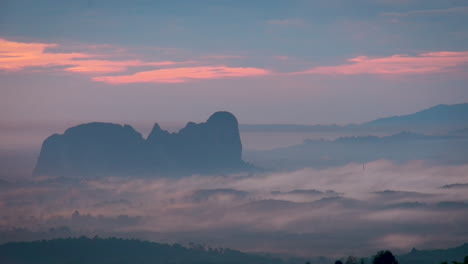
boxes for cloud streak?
[0,39,89,71]
[2,38,467,83]
[93,66,270,84]
[298,51,468,75]
[0,38,269,84]
[0,39,181,74]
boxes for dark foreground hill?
[0,237,467,264]
[34,111,250,177]
[0,237,284,264]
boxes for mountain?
[397,243,468,264]
[0,237,285,264]
[146,111,244,173]
[244,131,468,170]
[240,103,468,133]
[34,111,250,177]
[361,103,468,131]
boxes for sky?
[1,0,468,127]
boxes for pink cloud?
[300,51,468,75]
[0,39,185,74]
[0,39,90,70]
[93,66,270,84]
[0,38,269,84]
[64,60,179,73]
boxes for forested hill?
[398,243,468,264]
[1,237,467,264]
[0,237,285,264]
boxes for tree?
[372,250,398,264]
[345,256,359,264]
[440,258,468,264]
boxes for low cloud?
[190,189,250,203]
[1,160,468,256]
[297,51,468,76]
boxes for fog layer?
[1,160,467,257]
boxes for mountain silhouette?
[34,111,250,177]
[245,130,468,170]
[397,243,468,264]
[240,103,468,133]
[361,103,468,131]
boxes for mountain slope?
[362,103,468,129]
[0,237,285,264]
[245,131,468,170]
[398,243,468,264]
[240,103,468,133]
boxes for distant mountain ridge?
[398,243,468,264]
[245,130,468,170]
[362,103,468,128]
[240,103,468,133]
[34,111,250,177]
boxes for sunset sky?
[2,0,468,126]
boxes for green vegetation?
[440,255,468,264]
[372,251,398,264]
[0,237,284,264]
[0,237,467,264]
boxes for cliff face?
[146,111,243,172]
[34,112,248,177]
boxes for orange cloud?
[93,66,270,84]
[0,39,181,74]
[301,51,468,75]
